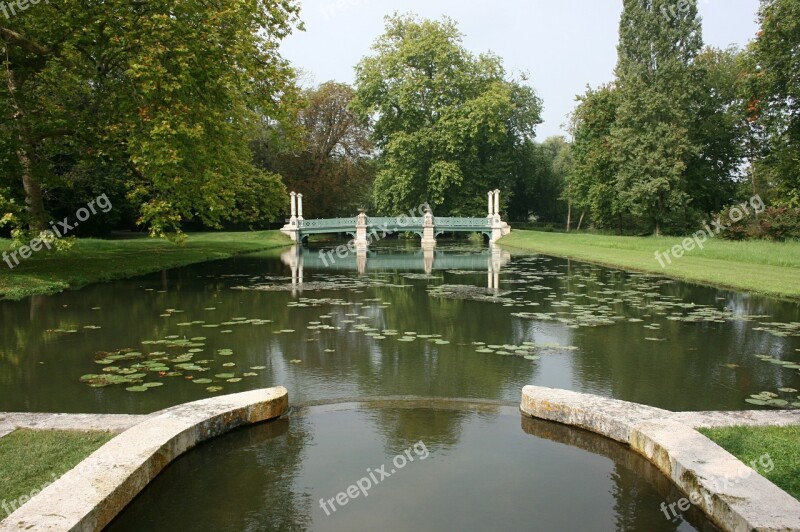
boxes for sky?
[280,0,761,140]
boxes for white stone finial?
[290,192,297,218]
[493,189,500,218]
[297,193,304,219]
[488,191,494,216]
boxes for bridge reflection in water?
[281,245,512,292]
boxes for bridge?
[280,190,511,246]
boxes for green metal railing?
[297,215,491,233]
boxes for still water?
[1,242,799,414]
[108,402,715,532]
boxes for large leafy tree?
[745,0,800,206]
[352,14,542,216]
[1,0,301,236]
[256,82,375,218]
[611,0,704,235]
[685,47,747,214]
[565,85,624,231]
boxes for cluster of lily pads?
[428,284,519,305]
[752,322,800,338]
[755,355,800,403]
[233,273,409,293]
[471,341,579,360]
[48,325,102,334]
[174,316,272,330]
[80,327,270,393]
[745,388,800,408]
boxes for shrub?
[717,205,800,241]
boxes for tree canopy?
[352,14,542,216]
[1,0,302,237]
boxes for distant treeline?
[1,1,797,241]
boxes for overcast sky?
[281,0,761,140]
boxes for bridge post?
[297,193,304,221]
[355,210,369,250]
[281,192,301,241]
[489,190,512,243]
[488,191,494,219]
[421,207,437,247]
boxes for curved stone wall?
[521,385,800,532]
[0,387,288,532]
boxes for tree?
[255,82,375,218]
[565,85,623,231]
[1,0,302,236]
[507,138,569,225]
[611,0,703,235]
[352,14,542,216]
[685,47,747,214]
[745,0,800,206]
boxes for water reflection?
[281,244,511,292]
[108,402,713,532]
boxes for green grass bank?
[700,425,800,501]
[0,231,291,300]
[0,430,114,517]
[500,231,800,299]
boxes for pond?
[108,401,716,531]
[0,241,799,414]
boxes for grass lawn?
[500,231,800,299]
[699,425,800,501]
[0,231,292,300]
[0,430,114,517]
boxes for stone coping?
[521,385,800,532]
[0,387,288,532]
[0,413,151,437]
[673,410,800,429]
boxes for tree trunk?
[566,183,572,232]
[3,47,48,232]
[18,147,47,232]
[577,211,585,231]
[751,159,759,220]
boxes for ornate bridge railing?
[435,217,492,229]
[367,217,425,230]
[297,216,491,233]
[299,217,357,230]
